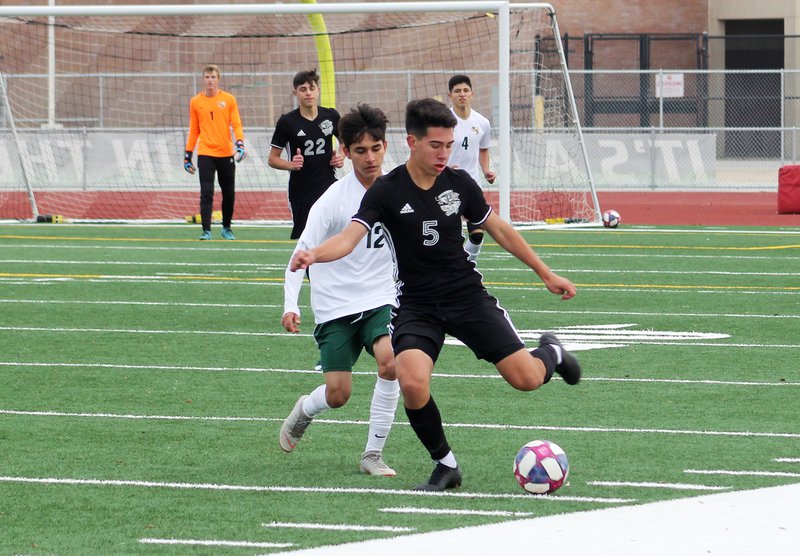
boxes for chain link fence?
[2,68,796,192]
[565,68,799,191]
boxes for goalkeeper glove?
[234,140,246,163]
[183,151,196,174]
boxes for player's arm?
[184,101,199,174]
[290,221,367,271]
[329,140,345,169]
[282,202,331,330]
[229,97,246,162]
[268,146,303,171]
[482,212,575,300]
[282,253,305,332]
[479,148,496,183]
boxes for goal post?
[0,1,599,226]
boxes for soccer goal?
[0,1,599,226]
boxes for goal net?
[0,2,598,226]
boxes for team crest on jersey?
[217,101,227,108]
[471,126,479,135]
[436,190,461,216]
[319,119,334,136]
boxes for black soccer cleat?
[539,332,582,385]
[413,463,463,492]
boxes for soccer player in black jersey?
[290,98,581,491]
[268,69,345,239]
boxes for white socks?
[302,384,331,418]
[364,377,400,453]
[437,451,458,469]
[550,344,563,364]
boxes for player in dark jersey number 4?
[290,98,581,492]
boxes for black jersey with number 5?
[353,165,492,303]
[270,107,341,205]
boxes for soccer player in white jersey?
[279,103,400,477]
[448,75,496,262]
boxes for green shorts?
[313,305,393,372]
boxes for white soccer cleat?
[279,395,312,452]
[359,450,397,477]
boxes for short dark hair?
[405,98,457,138]
[448,74,472,92]
[293,69,320,89]
[338,103,389,148]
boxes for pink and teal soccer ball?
[513,440,569,494]
[602,209,621,228]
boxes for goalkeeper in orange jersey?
[184,64,246,240]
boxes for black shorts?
[390,293,524,365]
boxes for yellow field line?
[2,235,797,251]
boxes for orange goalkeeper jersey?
[185,90,244,157]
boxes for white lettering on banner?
[597,139,635,183]
[18,137,84,184]
[544,138,583,179]
[0,131,716,190]
[656,139,684,183]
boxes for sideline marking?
[0,476,633,503]
[3,325,799,349]
[263,522,415,533]
[587,481,730,491]
[3,299,800,320]
[2,409,798,439]
[139,538,293,548]
[3,362,797,387]
[685,469,800,478]
[380,507,533,517]
[774,458,800,463]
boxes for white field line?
[2,361,797,386]
[587,481,730,491]
[0,259,287,269]
[2,325,800,348]
[0,299,285,309]
[685,469,800,478]
[3,298,799,321]
[0,277,285,287]
[380,507,533,517]
[4,259,799,277]
[139,538,293,548]
[0,243,291,253]
[2,409,799,440]
[263,522,415,533]
[774,458,800,463]
[0,476,633,503]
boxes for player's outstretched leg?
[360,451,397,477]
[414,463,463,491]
[279,395,313,452]
[538,332,582,385]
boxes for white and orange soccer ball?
[513,440,569,494]
[602,209,621,228]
